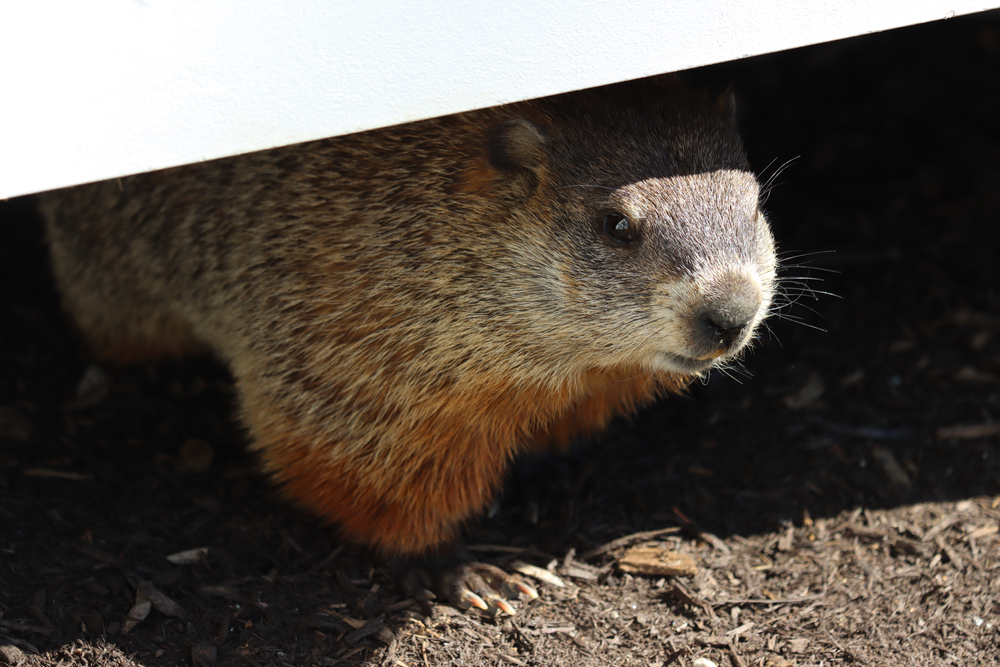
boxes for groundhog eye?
[603,213,635,244]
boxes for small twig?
[922,514,961,542]
[809,416,916,440]
[345,616,384,645]
[580,527,681,560]
[728,642,747,667]
[666,581,716,620]
[824,629,867,662]
[306,546,345,575]
[711,593,825,607]
[22,467,94,481]
[0,619,53,636]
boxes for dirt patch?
[2,11,999,666]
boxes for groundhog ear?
[488,119,549,175]
[715,89,738,122]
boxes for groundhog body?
[39,77,777,605]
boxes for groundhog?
[37,75,778,615]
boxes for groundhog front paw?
[395,553,538,616]
[438,561,538,615]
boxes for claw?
[462,563,538,615]
[460,589,490,611]
[505,579,538,600]
[491,596,517,616]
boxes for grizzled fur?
[39,76,776,565]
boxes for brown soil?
[2,10,999,667]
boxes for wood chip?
[199,585,241,601]
[324,609,368,630]
[840,369,865,387]
[954,366,998,382]
[966,524,998,540]
[166,547,209,565]
[617,547,697,577]
[844,524,886,540]
[949,309,1000,328]
[935,423,1000,440]
[561,565,600,581]
[71,542,126,568]
[726,622,755,637]
[922,514,960,542]
[374,625,396,645]
[63,365,111,410]
[345,617,385,645]
[511,560,565,587]
[935,536,964,570]
[539,625,577,634]
[783,373,825,409]
[190,641,216,667]
[787,637,811,653]
[871,446,911,488]
[764,657,794,667]
[565,632,596,655]
[888,538,932,557]
[699,531,732,555]
[777,525,795,552]
[710,594,824,607]
[121,589,152,634]
[126,575,185,618]
[0,619,53,636]
[22,468,93,481]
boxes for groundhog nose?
[696,310,751,351]
[695,277,763,353]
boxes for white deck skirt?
[2,1,997,199]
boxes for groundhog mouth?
[656,351,724,375]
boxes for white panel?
[1,1,997,199]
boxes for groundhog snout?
[689,270,765,358]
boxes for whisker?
[713,358,752,384]
[759,156,800,202]
[777,249,837,263]
[779,275,831,281]
[782,302,829,320]
[777,283,825,296]
[780,265,841,275]
[759,320,783,347]
[769,314,828,333]
[765,245,842,334]
[784,288,840,300]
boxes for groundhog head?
[478,77,777,380]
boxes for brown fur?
[38,76,777,561]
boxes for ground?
[2,10,999,667]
